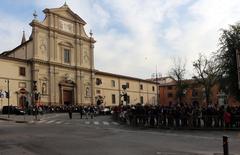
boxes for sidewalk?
[0,114,44,123]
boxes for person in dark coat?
[68,105,73,119]
[89,104,95,119]
[79,106,83,119]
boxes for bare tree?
[169,57,188,104]
[193,54,221,105]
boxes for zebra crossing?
[28,119,120,126]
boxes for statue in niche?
[86,87,91,97]
[42,83,47,94]
[39,38,47,53]
[84,51,89,63]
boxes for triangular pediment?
[43,4,86,25]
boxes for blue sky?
[1,0,240,79]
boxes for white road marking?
[103,121,110,125]
[85,121,90,124]
[55,121,62,124]
[38,120,47,123]
[29,120,35,124]
[94,121,99,125]
[46,120,55,124]
[112,122,119,125]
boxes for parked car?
[14,107,25,115]
[2,106,25,115]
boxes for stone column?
[80,40,83,66]
[90,39,95,105]
[48,66,55,105]
[32,26,39,58]
[76,70,81,105]
[80,71,84,105]
[90,42,95,69]
[49,31,55,62]
[76,39,81,67]
[32,63,39,106]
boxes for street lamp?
[121,84,128,105]
[33,80,39,120]
[152,72,161,105]
[5,79,10,118]
[218,90,227,107]
[236,49,240,89]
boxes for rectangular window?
[152,86,155,91]
[19,67,26,76]
[96,90,101,94]
[64,49,70,63]
[140,84,143,90]
[167,86,172,90]
[96,78,102,85]
[140,96,144,104]
[111,80,115,87]
[112,94,116,104]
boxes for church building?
[0,4,157,109]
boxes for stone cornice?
[95,70,157,85]
[43,7,86,25]
[30,21,96,43]
[0,56,30,64]
[29,58,96,73]
[96,87,156,95]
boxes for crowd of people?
[66,105,95,119]
[112,103,240,129]
[25,104,102,119]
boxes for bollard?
[223,135,229,155]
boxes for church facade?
[0,4,157,109]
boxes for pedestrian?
[79,106,83,119]
[84,106,88,119]
[89,104,94,119]
[224,107,231,128]
[68,105,72,119]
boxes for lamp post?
[121,84,128,105]
[152,70,161,105]
[33,80,38,120]
[5,79,10,118]
[236,49,240,89]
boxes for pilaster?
[49,31,55,62]
[48,65,56,105]
[76,70,81,105]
